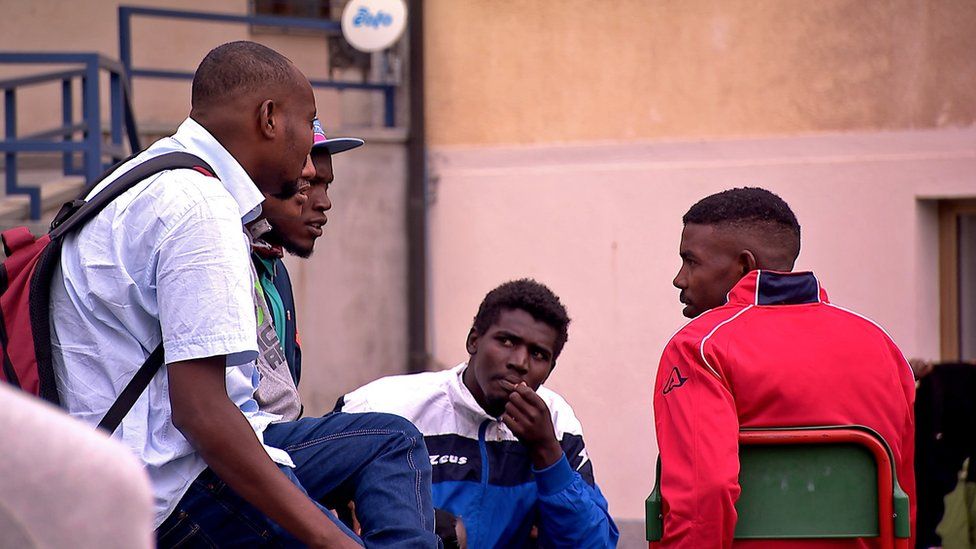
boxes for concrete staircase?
[0,168,86,236]
[0,125,178,237]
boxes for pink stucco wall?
[426,128,976,519]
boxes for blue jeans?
[156,411,439,548]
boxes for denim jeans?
[156,411,439,548]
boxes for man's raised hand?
[501,383,563,469]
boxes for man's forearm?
[168,357,357,548]
[535,456,618,548]
[527,439,564,470]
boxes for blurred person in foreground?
[653,187,916,547]
[338,279,619,548]
[0,383,154,548]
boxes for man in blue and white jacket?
[339,279,618,548]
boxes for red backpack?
[0,152,216,432]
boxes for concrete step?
[0,173,86,234]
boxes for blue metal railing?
[118,6,397,127]
[0,53,140,220]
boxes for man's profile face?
[265,69,317,199]
[263,151,334,258]
[463,308,557,417]
[673,223,747,318]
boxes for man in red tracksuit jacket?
[653,187,916,548]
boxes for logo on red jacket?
[662,367,688,395]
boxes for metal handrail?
[118,6,397,127]
[0,68,86,89]
[0,52,140,220]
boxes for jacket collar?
[448,363,500,424]
[728,270,829,306]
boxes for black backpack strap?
[96,343,164,433]
[50,152,214,239]
[39,151,217,433]
[48,152,145,232]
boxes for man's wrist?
[529,439,563,470]
[532,453,575,496]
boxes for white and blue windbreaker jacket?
[338,363,619,548]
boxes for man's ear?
[738,249,758,275]
[465,328,479,356]
[259,99,277,139]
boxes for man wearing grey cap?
[245,120,430,544]
[253,117,364,393]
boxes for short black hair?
[472,279,571,363]
[683,187,801,263]
[191,41,295,109]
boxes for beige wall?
[425,0,976,146]
[1,0,241,134]
[426,129,976,520]
[422,1,976,527]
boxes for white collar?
[450,363,500,424]
[171,117,265,223]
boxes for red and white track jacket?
[653,270,916,548]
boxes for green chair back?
[735,443,878,538]
[645,426,910,546]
